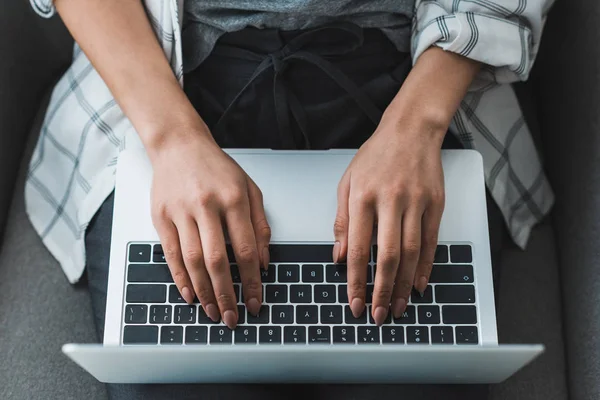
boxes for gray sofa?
[0,0,597,399]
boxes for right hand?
[149,126,270,329]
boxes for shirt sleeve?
[411,0,556,86]
[30,0,56,18]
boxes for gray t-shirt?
[182,0,414,73]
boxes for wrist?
[381,101,449,145]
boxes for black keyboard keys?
[284,326,307,344]
[290,285,312,303]
[210,326,233,344]
[169,285,187,303]
[296,305,319,324]
[128,264,172,283]
[326,264,347,282]
[160,326,183,344]
[246,305,270,324]
[344,305,367,324]
[265,285,288,303]
[434,245,449,263]
[436,285,475,303]
[333,326,356,344]
[308,326,331,344]
[230,265,241,283]
[260,265,276,283]
[368,306,391,325]
[185,326,208,344]
[129,244,151,262]
[234,326,257,344]
[174,305,196,324]
[124,305,147,324]
[406,326,429,344]
[126,284,166,303]
[259,326,282,344]
[278,264,300,282]
[357,326,380,344]
[431,326,454,344]
[123,325,158,344]
[302,265,324,282]
[150,305,172,324]
[442,305,477,324]
[314,285,336,303]
[456,326,478,344]
[411,286,433,303]
[393,305,416,324]
[366,285,374,304]
[234,284,241,304]
[450,245,472,263]
[197,306,219,324]
[268,244,333,263]
[321,305,343,324]
[418,305,440,324]
[272,305,294,324]
[382,326,404,344]
[153,244,166,262]
[338,285,348,304]
[429,265,474,283]
[237,305,246,324]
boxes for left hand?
[333,112,446,326]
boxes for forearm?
[385,46,481,141]
[54,0,208,157]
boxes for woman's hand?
[149,125,270,329]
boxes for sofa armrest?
[0,1,73,244]
[532,1,600,399]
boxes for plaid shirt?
[29,0,555,283]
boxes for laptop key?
[393,305,416,324]
[338,285,349,304]
[357,326,380,344]
[372,245,377,262]
[124,305,147,324]
[344,305,367,324]
[406,326,429,344]
[272,305,294,324]
[333,326,356,344]
[431,326,454,344]
[296,305,318,324]
[174,305,196,324]
[230,265,241,283]
[290,285,312,303]
[260,265,276,283]
[442,305,477,324]
[321,305,343,324]
[268,244,333,263]
[418,305,440,324]
[185,326,208,344]
[210,326,233,344]
[436,285,476,303]
[169,285,198,304]
[410,285,433,304]
[128,264,173,283]
[126,284,166,303]
[123,325,158,344]
[234,284,241,304]
[302,264,324,282]
[456,326,478,344]
[237,305,246,324]
[246,305,270,324]
[284,326,307,344]
[278,264,300,282]
[450,245,472,263]
[129,244,151,262]
[259,326,282,344]
[152,244,166,263]
[197,307,220,324]
[308,326,331,344]
[434,245,449,263]
[325,264,347,283]
[266,285,288,303]
[429,265,474,283]
[314,285,336,303]
[160,326,183,344]
[365,285,374,304]
[382,326,404,344]
[234,326,257,344]
[150,305,172,324]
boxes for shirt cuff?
[30,0,56,18]
[412,3,534,88]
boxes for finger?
[372,202,402,326]
[414,204,444,294]
[225,191,263,316]
[346,187,374,318]
[391,207,423,319]
[247,177,271,270]
[333,172,351,263]
[198,209,238,329]
[174,217,220,322]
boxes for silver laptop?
[62,143,544,384]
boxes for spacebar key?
[268,244,334,263]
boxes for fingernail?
[206,304,220,322]
[350,298,364,318]
[247,298,261,316]
[333,241,340,263]
[417,276,428,294]
[374,306,387,326]
[223,310,237,329]
[181,287,194,304]
[262,247,270,270]
[393,298,407,319]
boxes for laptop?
[62,137,544,384]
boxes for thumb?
[333,172,350,263]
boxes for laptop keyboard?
[122,243,479,345]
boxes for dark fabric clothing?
[85,25,498,399]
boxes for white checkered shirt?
[29,0,555,283]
